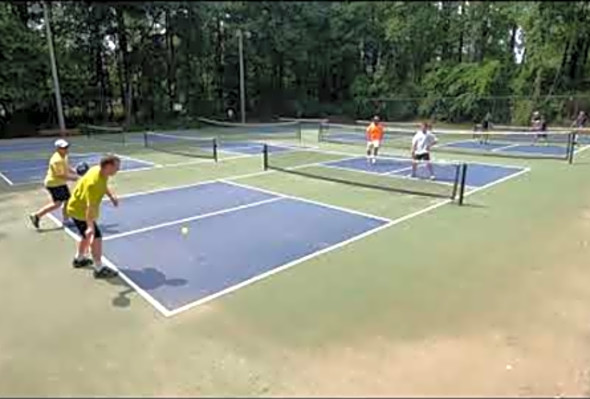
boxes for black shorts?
[72,218,102,239]
[46,185,71,202]
[413,153,430,161]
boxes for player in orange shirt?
[366,115,384,164]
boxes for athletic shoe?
[72,258,93,269]
[430,175,436,180]
[28,214,40,229]
[93,267,118,279]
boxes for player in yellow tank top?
[28,139,78,229]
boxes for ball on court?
[181,226,189,236]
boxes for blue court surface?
[56,181,390,316]
[321,156,527,189]
[50,154,526,316]
[0,153,155,185]
[0,138,57,153]
[323,131,589,158]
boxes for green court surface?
[2,127,590,396]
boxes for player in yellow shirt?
[29,139,78,229]
[67,154,120,279]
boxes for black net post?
[213,138,219,162]
[458,163,468,206]
[318,122,325,142]
[451,163,461,200]
[568,131,575,164]
[296,122,302,144]
[263,144,269,170]
[143,131,148,148]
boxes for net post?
[263,144,269,170]
[296,122,302,144]
[568,131,575,164]
[143,131,148,148]
[213,138,219,162]
[451,163,460,200]
[318,121,325,142]
[121,129,126,145]
[458,163,468,206]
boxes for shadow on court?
[106,267,187,309]
[37,226,65,233]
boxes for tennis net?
[263,145,467,204]
[319,122,577,161]
[81,124,126,144]
[144,132,218,161]
[198,117,302,142]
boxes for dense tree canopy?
[1,1,590,136]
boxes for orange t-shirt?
[366,122,384,141]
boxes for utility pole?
[237,29,246,124]
[43,1,66,133]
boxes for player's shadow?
[37,226,65,233]
[107,267,187,309]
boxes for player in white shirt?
[411,122,437,180]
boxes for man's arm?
[53,163,78,181]
[106,187,119,207]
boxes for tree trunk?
[165,8,176,113]
[115,6,132,126]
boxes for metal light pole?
[43,1,65,133]
[237,29,246,124]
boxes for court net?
[319,122,578,161]
[198,117,302,143]
[80,124,126,144]
[144,132,218,161]
[263,145,468,204]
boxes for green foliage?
[1,1,590,135]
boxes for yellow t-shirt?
[66,166,108,221]
[44,152,69,188]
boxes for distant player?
[66,155,120,278]
[29,139,78,229]
[366,115,384,164]
[411,122,437,180]
[479,111,492,144]
[531,110,548,143]
[571,110,587,144]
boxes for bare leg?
[411,160,418,177]
[76,236,91,260]
[35,201,63,219]
[61,201,69,222]
[91,237,102,268]
[427,161,435,179]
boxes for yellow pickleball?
[181,226,189,236]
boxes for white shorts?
[366,139,381,148]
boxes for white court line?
[220,179,393,223]
[45,212,173,317]
[490,143,523,152]
[574,143,590,156]
[114,154,357,200]
[308,145,529,171]
[0,170,14,186]
[166,197,452,317]
[318,159,465,190]
[462,166,531,199]
[103,197,283,241]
